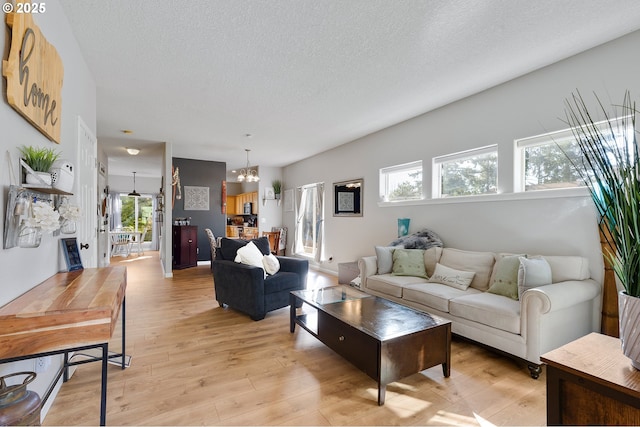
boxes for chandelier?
[237,149,260,182]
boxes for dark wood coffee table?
[290,286,451,405]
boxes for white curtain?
[294,182,324,262]
[109,192,123,230]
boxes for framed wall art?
[333,178,363,217]
[61,238,84,271]
[183,186,209,210]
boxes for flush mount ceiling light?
[128,171,141,197]
[237,149,260,182]
[126,147,140,155]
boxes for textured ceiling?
[58,0,640,178]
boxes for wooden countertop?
[0,267,127,359]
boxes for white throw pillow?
[375,246,396,274]
[235,241,265,270]
[518,256,552,299]
[263,253,280,275]
[428,263,475,290]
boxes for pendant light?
[237,149,260,182]
[128,171,141,197]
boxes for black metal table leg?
[100,343,108,426]
[121,297,126,370]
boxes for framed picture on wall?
[333,178,363,217]
[265,187,275,200]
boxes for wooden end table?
[541,332,640,426]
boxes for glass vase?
[18,223,42,248]
[61,219,76,234]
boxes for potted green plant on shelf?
[272,179,282,199]
[562,91,640,368]
[19,145,60,186]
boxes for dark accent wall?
[172,157,226,261]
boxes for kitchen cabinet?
[250,192,258,213]
[226,225,239,238]
[172,225,198,269]
[229,191,258,215]
[226,195,238,215]
[225,226,258,239]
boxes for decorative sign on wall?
[2,8,64,143]
[184,186,210,211]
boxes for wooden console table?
[0,267,127,426]
[541,332,640,425]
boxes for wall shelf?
[21,184,72,195]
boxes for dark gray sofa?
[212,237,308,320]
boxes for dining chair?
[262,231,280,255]
[111,232,131,257]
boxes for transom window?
[379,161,423,202]
[432,145,498,198]
[515,116,634,192]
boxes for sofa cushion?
[428,263,475,290]
[542,255,590,282]
[219,237,271,261]
[404,282,482,312]
[439,248,496,291]
[424,246,443,277]
[487,255,521,300]
[450,293,521,334]
[366,274,427,297]
[392,249,427,278]
[264,271,300,293]
[518,256,552,299]
[375,246,396,274]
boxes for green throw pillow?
[487,255,522,300]
[392,249,427,278]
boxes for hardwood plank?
[43,253,546,426]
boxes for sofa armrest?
[521,279,601,364]
[277,256,308,274]
[358,256,378,288]
[521,279,600,315]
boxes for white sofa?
[358,247,601,378]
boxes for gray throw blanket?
[388,228,444,249]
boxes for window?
[379,161,423,202]
[515,116,634,192]
[433,145,498,198]
[119,194,153,240]
[294,183,325,262]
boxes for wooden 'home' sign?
[2,7,64,143]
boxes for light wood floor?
[43,252,546,426]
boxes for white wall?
[0,0,96,419]
[283,29,640,286]
[257,166,283,234]
[108,174,162,194]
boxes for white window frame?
[432,145,498,198]
[379,160,423,202]
[514,116,634,193]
